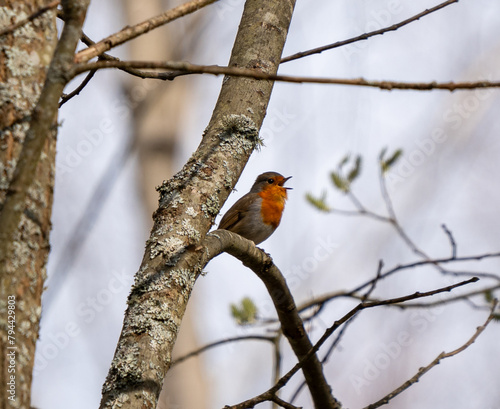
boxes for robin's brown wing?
[218,193,256,231]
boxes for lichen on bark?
[99,1,298,408]
[0,3,58,407]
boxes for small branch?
[74,0,219,63]
[60,28,180,106]
[364,299,498,409]
[347,191,389,222]
[441,224,457,258]
[171,335,274,367]
[398,284,500,308]
[371,253,500,289]
[270,395,301,409]
[59,68,96,106]
[363,260,384,300]
[205,230,340,409]
[225,391,300,409]
[302,284,500,313]
[364,277,478,307]
[379,169,428,258]
[281,0,459,63]
[80,32,184,81]
[272,335,283,409]
[0,0,60,37]
[70,59,500,91]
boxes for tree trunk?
[0,1,90,406]
[0,2,57,407]
[99,0,297,407]
[123,1,210,407]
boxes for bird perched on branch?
[219,171,292,244]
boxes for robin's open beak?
[281,176,292,190]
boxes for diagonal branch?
[70,59,500,91]
[204,230,340,409]
[74,0,219,63]
[281,0,459,63]
[59,68,96,106]
[364,299,498,409]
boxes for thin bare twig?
[172,335,274,367]
[323,284,500,311]
[398,284,500,308]
[0,0,60,37]
[436,269,500,281]
[364,277,478,307]
[60,31,178,106]
[272,335,283,409]
[364,253,500,291]
[281,0,459,63]
[82,32,185,80]
[347,191,389,222]
[296,255,500,321]
[74,0,219,63]
[363,260,384,300]
[61,30,191,105]
[270,395,301,409]
[363,299,498,409]
[225,391,300,409]
[441,224,457,258]
[378,169,428,258]
[71,59,500,91]
[59,68,96,106]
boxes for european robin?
[219,171,292,245]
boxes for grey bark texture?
[123,1,210,407]
[98,1,307,408]
[0,0,89,407]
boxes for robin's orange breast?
[258,186,288,228]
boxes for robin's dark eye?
[267,178,274,184]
